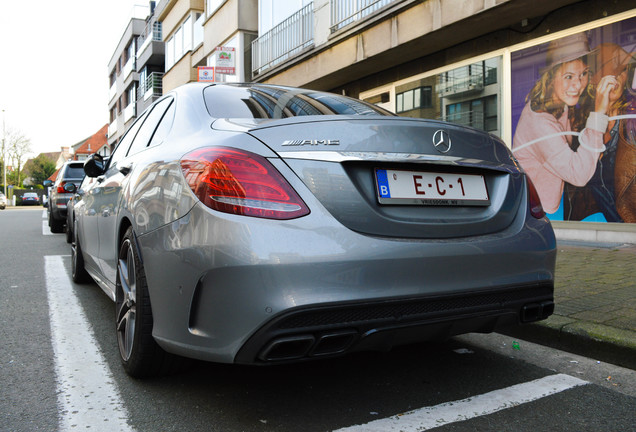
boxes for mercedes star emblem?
[432,130,452,153]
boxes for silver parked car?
[72,83,556,377]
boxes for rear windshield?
[63,165,85,179]
[204,85,391,119]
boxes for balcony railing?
[443,110,484,128]
[330,0,395,33]
[252,3,314,76]
[138,72,164,101]
[137,21,162,57]
[437,64,496,97]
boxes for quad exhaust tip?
[258,330,358,362]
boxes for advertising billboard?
[511,17,636,223]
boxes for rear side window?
[127,97,174,157]
[204,85,391,119]
[63,165,85,179]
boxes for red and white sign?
[215,47,235,75]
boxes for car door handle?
[119,164,132,175]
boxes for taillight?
[180,147,310,220]
[526,176,545,219]
[57,181,66,194]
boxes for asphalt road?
[1,207,635,432]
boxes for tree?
[26,154,57,186]
[5,128,31,187]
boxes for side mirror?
[64,183,77,193]
[84,153,106,178]
[43,180,52,187]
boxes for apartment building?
[107,16,145,147]
[107,2,165,147]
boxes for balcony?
[252,3,314,76]
[330,0,396,33]
[138,72,164,101]
[442,110,484,129]
[137,21,162,58]
[108,82,117,103]
[437,63,496,97]
[108,119,118,138]
[124,102,136,123]
[122,56,136,81]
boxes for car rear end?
[237,116,554,363]
[137,84,555,365]
[50,162,85,221]
[22,193,40,205]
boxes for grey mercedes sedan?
[71,83,555,377]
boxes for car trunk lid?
[213,116,526,239]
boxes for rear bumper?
[235,283,554,364]
[138,198,556,364]
[51,197,70,220]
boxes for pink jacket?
[512,103,608,213]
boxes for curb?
[551,221,636,245]
[500,317,636,370]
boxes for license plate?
[375,169,489,206]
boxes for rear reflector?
[180,147,310,220]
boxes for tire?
[50,211,64,234]
[71,220,90,284]
[116,227,181,378]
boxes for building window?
[396,86,432,113]
[165,13,198,71]
[207,0,225,16]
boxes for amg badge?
[282,139,341,146]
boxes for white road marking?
[41,211,58,236]
[335,374,588,432]
[45,255,134,432]
[42,220,55,235]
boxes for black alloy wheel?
[116,226,179,377]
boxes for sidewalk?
[502,239,636,370]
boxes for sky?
[0,0,151,159]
